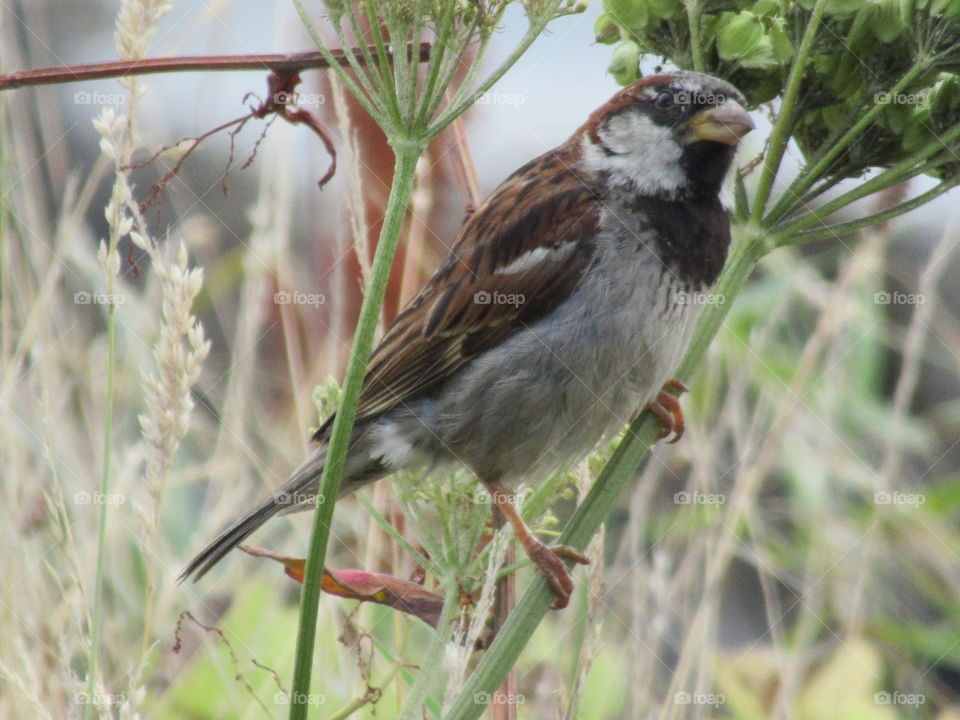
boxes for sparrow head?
[578,71,754,199]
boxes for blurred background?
[3,1,960,718]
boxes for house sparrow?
[181,71,754,609]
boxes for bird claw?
[648,379,688,444]
[528,543,590,610]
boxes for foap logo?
[74,491,126,506]
[874,291,925,305]
[473,290,525,307]
[74,290,125,306]
[674,90,727,105]
[74,692,126,706]
[674,490,726,506]
[274,490,324,508]
[674,290,725,307]
[476,91,526,107]
[874,490,925,508]
[275,692,326,706]
[274,90,326,107]
[73,90,127,107]
[473,487,516,505]
[473,692,525,706]
[874,691,925,707]
[674,691,725,707]
[875,90,930,108]
[274,290,326,307]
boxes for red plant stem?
[0,42,431,91]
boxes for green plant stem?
[431,7,566,137]
[774,122,960,240]
[750,0,829,225]
[686,0,705,72]
[764,62,930,226]
[778,177,960,245]
[84,262,119,720]
[443,227,767,720]
[355,491,439,574]
[292,1,384,123]
[396,581,460,720]
[288,143,423,720]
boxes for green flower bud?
[879,101,915,134]
[901,107,936,153]
[799,0,861,18]
[870,0,907,43]
[844,3,873,52]
[594,12,621,44]
[932,74,960,131]
[602,0,647,30]
[717,12,777,70]
[608,40,641,85]
[930,0,960,18]
[646,0,681,19]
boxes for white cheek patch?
[494,241,577,275]
[580,112,687,196]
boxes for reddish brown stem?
[0,42,431,91]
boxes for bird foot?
[648,379,688,444]
[527,542,590,610]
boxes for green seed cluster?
[598,0,960,180]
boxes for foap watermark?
[874,490,925,507]
[874,691,925,707]
[274,491,324,508]
[475,91,525,107]
[274,90,326,107]
[472,487,517,505]
[674,490,725,506]
[74,290,125,306]
[74,491,126,506]
[474,290,524,307]
[274,290,326,307]
[73,90,127,107]
[674,691,725,707]
[275,691,326,707]
[74,692,126,706]
[674,90,727,105]
[473,692,525,706]
[874,290,925,305]
[875,90,931,108]
[674,290,725,307]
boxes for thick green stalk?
[750,0,829,224]
[443,228,767,720]
[288,143,423,720]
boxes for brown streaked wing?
[313,148,600,440]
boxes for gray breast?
[400,226,702,483]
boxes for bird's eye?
[653,92,674,109]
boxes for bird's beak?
[690,100,754,146]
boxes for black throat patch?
[626,194,731,288]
